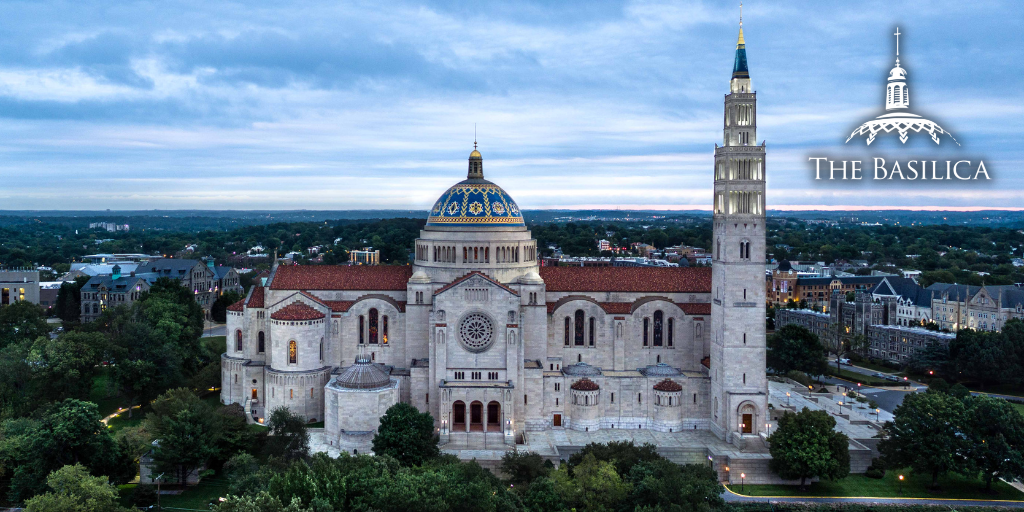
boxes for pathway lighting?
[741,473,746,492]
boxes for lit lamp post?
[707,455,713,469]
[766,423,771,436]
[875,408,880,422]
[786,392,791,406]
[741,472,746,493]
[898,474,904,496]
[838,401,844,414]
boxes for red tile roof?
[246,285,265,308]
[653,379,683,392]
[271,301,326,321]
[540,266,711,293]
[325,300,355,312]
[600,303,631,314]
[433,271,518,296]
[570,377,600,391]
[226,298,245,312]
[270,265,412,291]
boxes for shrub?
[864,467,885,479]
[786,370,813,387]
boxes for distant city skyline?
[0,0,1019,211]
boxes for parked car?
[884,374,900,382]
[836,358,851,365]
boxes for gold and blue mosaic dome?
[426,148,525,227]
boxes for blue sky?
[0,0,1020,211]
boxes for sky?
[0,0,1020,211]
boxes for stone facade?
[775,290,955,366]
[221,24,769,454]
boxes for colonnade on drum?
[450,400,503,432]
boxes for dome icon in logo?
[846,28,959,146]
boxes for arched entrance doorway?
[452,401,466,431]
[487,401,500,432]
[470,401,483,431]
[738,402,757,435]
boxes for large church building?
[222,23,767,456]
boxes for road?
[724,488,1024,507]
[203,322,226,337]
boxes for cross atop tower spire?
[894,27,900,56]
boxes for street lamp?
[786,392,791,406]
[741,473,746,493]
[875,408,880,421]
[838,401,844,413]
[766,423,771,436]
[898,474,904,495]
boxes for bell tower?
[709,5,768,443]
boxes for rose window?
[459,313,494,352]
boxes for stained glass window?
[564,317,571,346]
[236,330,243,351]
[382,316,389,344]
[574,310,585,346]
[643,318,649,346]
[359,315,365,344]
[667,318,674,347]
[369,309,378,344]
[653,311,663,346]
[289,340,297,364]
[589,317,595,346]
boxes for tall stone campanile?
[709,12,768,444]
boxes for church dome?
[425,147,525,228]
[333,354,391,390]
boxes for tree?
[53,276,90,324]
[566,440,661,477]
[112,359,158,417]
[552,453,630,512]
[500,450,551,487]
[263,407,310,462]
[766,325,828,377]
[878,391,972,488]
[371,403,438,466]
[211,291,244,324]
[150,402,219,485]
[29,331,107,402]
[0,300,50,349]
[768,408,850,489]
[623,459,725,512]
[4,399,125,501]
[965,396,1024,491]
[24,464,125,512]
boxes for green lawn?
[730,469,1024,500]
[90,366,123,417]
[202,335,226,355]
[159,476,232,510]
[1011,402,1024,417]
[827,367,909,388]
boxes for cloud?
[0,0,1019,210]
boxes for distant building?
[349,248,380,265]
[767,271,890,308]
[0,269,41,307]
[64,262,141,281]
[597,239,611,252]
[88,222,129,232]
[926,283,1024,332]
[80,266,153,323]
[39,282,61,310]
[776,290,954,365]
[81,253,151,264]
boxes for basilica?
[222,21,767,456]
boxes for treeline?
[0,218,426,269]
[531,221,712,257]
[768,222,1024,286]
[908,319,1024,390]
[0,277,228,503]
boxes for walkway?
[724,488,1024,507]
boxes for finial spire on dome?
[731,2,749,81]
[468,133,483,179]
[737,2,745,47]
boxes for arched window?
[258,331,265,353]
[667,318,674,347]
[369,308,379,344]
[236,330,243,352]
[319,339,324,362]
[716,240,721,260]
[589,317,595,346]
[382,316,389,344]
[653,311,664,346]
[564,317,571,346]
[288,340,297,364]
[574,310,585,346]
[359,315,365,344]
[643,318,650,346]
